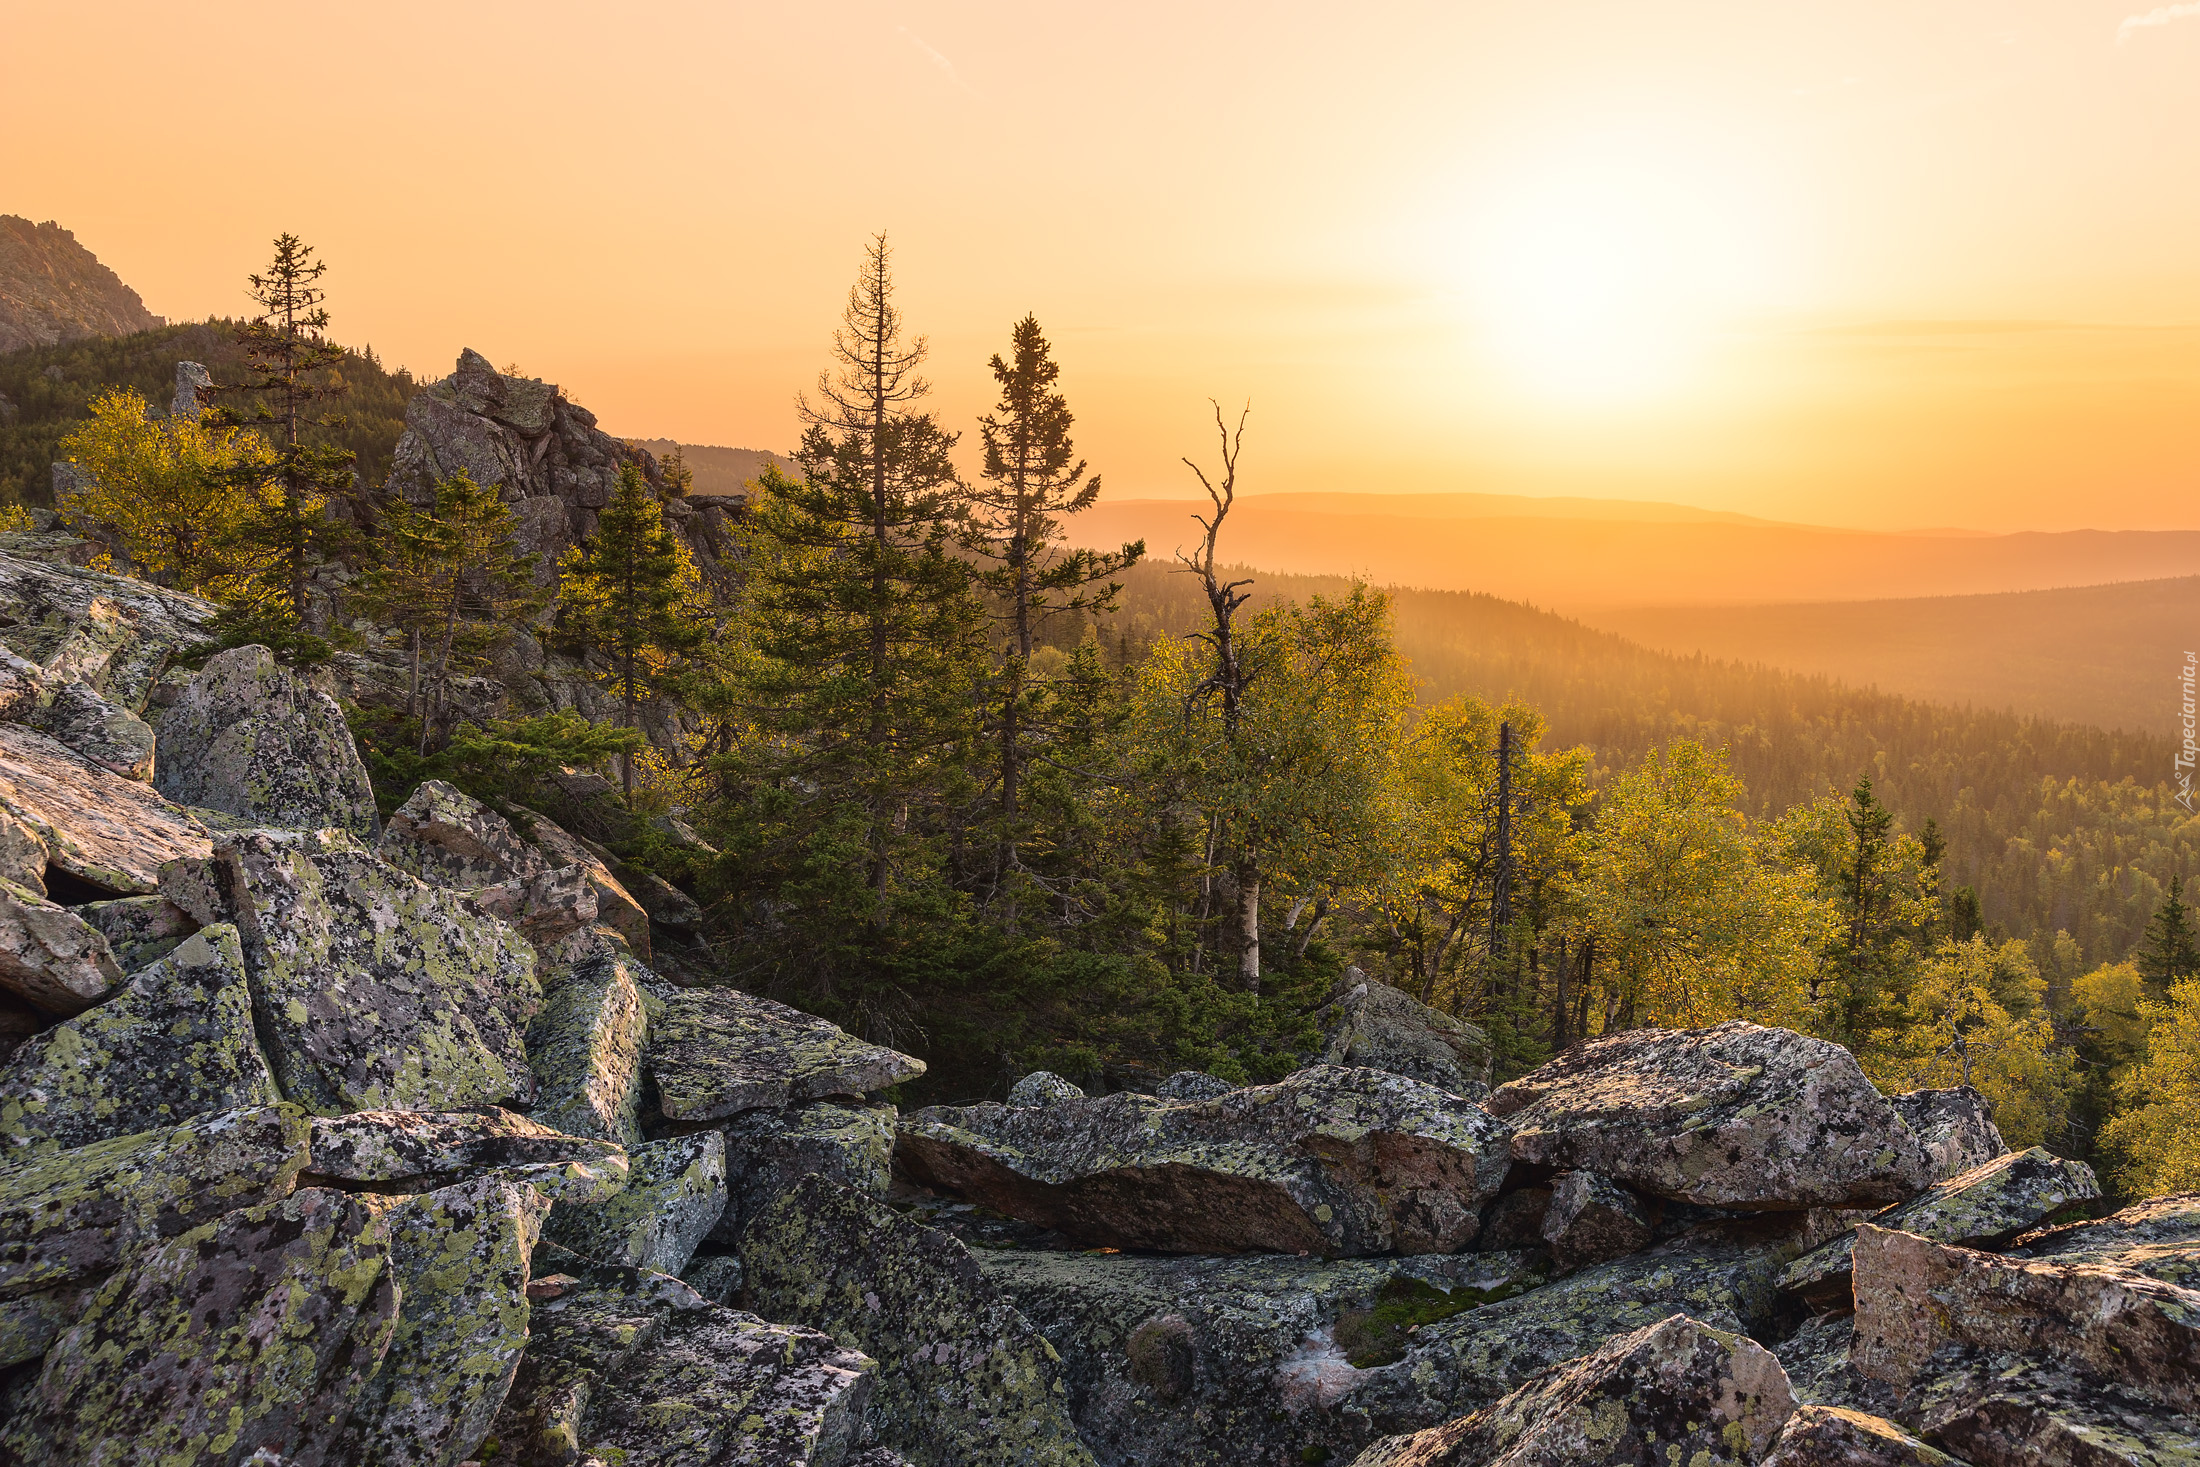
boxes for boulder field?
[0,551,2190,1466]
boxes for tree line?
[45,233,2200,1198]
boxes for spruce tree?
[557,463,701,791]
[2141,888,2199,995]
[731,233,985,920]
[216,234,356,641]
[965,315,1141,897]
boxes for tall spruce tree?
[734,234,985,917]
[217,234,356,639]
[557,463,701,792]
[966,315,1141,895]
[2141,888,2200,995]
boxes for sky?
[6,1,2200,532]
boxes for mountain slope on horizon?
[1583,576,2200,738]
[1065,496,2200,609]
[626,439,790,499]
[0,216,158,355]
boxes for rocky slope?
[0,547,2190,1465]
[0,218,159,355]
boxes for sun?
[1453,139,1784,407]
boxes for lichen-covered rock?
[74,891,195,971]
[0,1187,400,1466]
[1781,1147,2100,1310]
[1351,1312,1794,1467]
[0,877,122,1014]
[2012,1192,2200,1289]
[1895,1358,2200,1467]
[1761,1405,1963,1467]
[743,1175,1095,1466]
[191,828,540,1115]
[527,931,651,1146]
[1540,1169,1653,1274]
[25,677,157,780]
[305,1107,629,1205]
[1486,1021,1932,1211]
[338,1176,550,1467]
[475,864,598,947]
[649,983,923,1122]
[978,1246,1545,1467]
[1154,1070,1234,1101]
[0,1103,309,1363]
[681,1251,743,1303]
[543,1131,725,1276]
[0,721,210,893]
[0,549,216,716]
[0,806,46,895]
[1008,1071,1086,1108]
[483,1257,875,1467]
[377,778,551,889]
[1851,1224,2200,1415]
[0,923,278,1156]
[1476,1186,1552,1251]
[1771,1314,1898,1418]
[899,1065,1510,1257]
[513,807,654,962]
[710,1098,894,1245]
[154,644,378,836]
[1885,1086,2007,1181]
[1314,975,1492,1097]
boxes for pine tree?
[965,315,1141,897]
[2141,888,2200,995]
[215,234,356,641]
[732,234,986,917]
[557,463,702,792]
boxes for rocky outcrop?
[1313,973,1493,1097]
[378,778,547,887]
[0,923,277,1156]
[648,982,924,1122]
[0,551,215,712]
[486,1259,876,1467]
[1540,1168,1656,1273]
[543,1131,726,1276]
[0,876,124,1013]
[741,1175,1096,1467]
[303,1107,629,1205]
[527,931,652,1146]
[2010,1191,2200,1287]
[1780,1147,2100,1310]
[1352,1312,1794,1467]
[1008,1070,1086,1107]
[168,827,540,1115]
[710,1098,896,1245]
[0,721,210,893]
[0,217,160,353]
[74,889,194,970]
[1761,1405,1964,1467]
[1773,1313,1899,1418]
[154,644,379,837]
[1885,1085,2007,1181]
[1486,1021,1933,1211]
[900,1066,1510,1257]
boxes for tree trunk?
[1235,854,1261,992]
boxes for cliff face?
[0,217,159,354]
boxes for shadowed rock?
[0,1187,400,1465]
[648,983,923,1122]
[74,891,195,971]
[710,1099,894,1245]
[1486,1021,1933,1210]
[154,644,378,835]
[1852,1224,2200,1415]
[1772,1314,1898,1418]
[741,1174,1096,1467]
[1761,1405,1964,1467]
[1007,1071,1085,1108]
[1350,1312,1795,1467]
[1894,1360,2200,1467]
[899,1065,1509,1257]
[1885,1086,2007,1181]
[338,1176,550,1467]
[1541,1169,1654,1274]
[1314,975,1492,1097]
[0,923,278,1156]
[174,828,540,1116]
[526,930,652,1146]
[543,1131,725,1276]
[1155,1070,1234,1101]
[979,1247,1545,1467]
[1781,1147,2100,1310]
[305,1108,629,1205]
[0,721,210,892]
[0,877,122,1013]
[486,1257,875,1467]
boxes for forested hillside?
[0,321,413,506]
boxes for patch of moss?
[1333,1273,1539,1368]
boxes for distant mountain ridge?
[627,440,791,499]
[0,217,158,354]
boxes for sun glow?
[1455,138,1789,406]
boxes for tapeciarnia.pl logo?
[2180,651,2197,812]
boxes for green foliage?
[0,321,412,513]
[348,707,643,818]
[1333,1274,1540,1369]
[2098,976,2200,1194]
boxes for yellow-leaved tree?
[1886,935,2078,1148]
[2098,977,2200,1194]
[56,387,274,598]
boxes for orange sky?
[7,1,2200,532]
